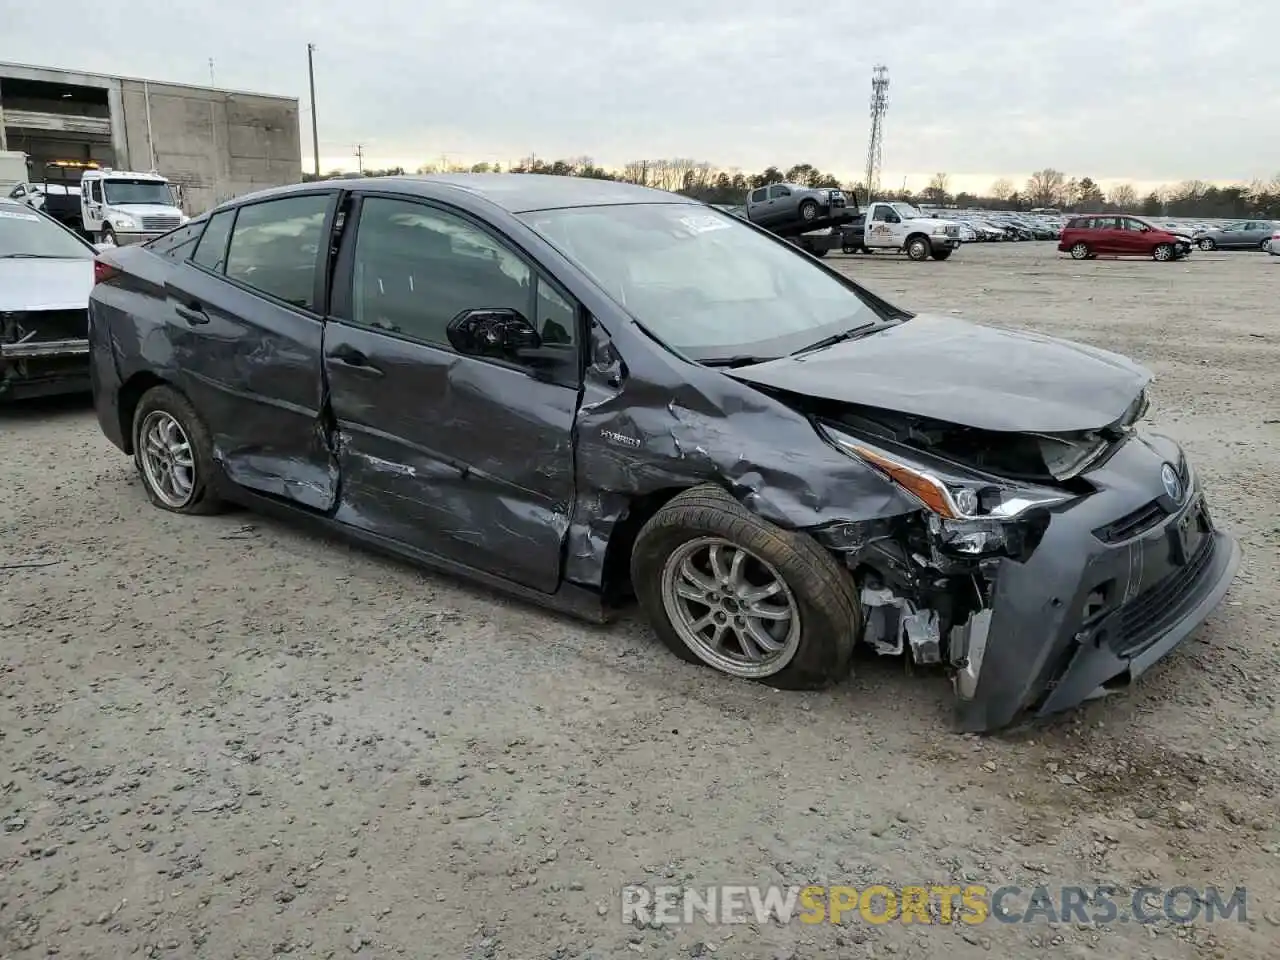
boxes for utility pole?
[864,65,890,202]
[306,43,320,179]
[354,143,364,175]
[208,59,216,87]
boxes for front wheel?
[931,248,953,261]
[631,486,860,690]
[798,199,819,221]
[1153,243,1174,262]
[905,236,931,261]
[1198,238,1215,251]
[97,226,117,247]
[1070,242,1090,259]
[132,385,224,515]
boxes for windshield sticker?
[678,214,732,235]
[0,210,42,222]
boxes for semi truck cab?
[81,168,187,246]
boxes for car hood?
[0,258,95,312]
[108,203,182,218]
[727,314,1152,433]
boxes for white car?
[0,199,97,400]
[1269,228,1280,255]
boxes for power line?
[864,64,889,202]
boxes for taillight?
[93,260,119,285]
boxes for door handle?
[329,346,384,376]
[174,304,210,325]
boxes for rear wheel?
[1070,242,1090,259]
[905,236,931,261]
[132,385,224,515]
[1260,239,1270,251]
[1153,243,1174,262]
[631,485,860,690]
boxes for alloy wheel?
[138,410,196,508]
[659,536,801,678]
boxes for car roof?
[218,173,690,215]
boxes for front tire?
[132,385,224,515]
[97,226,117,247]
[905,236,931,261]
[631,486,860,690]
[931,248,953,261]
[1198,238,1215,251]
[1070,242,1090,259]
[798,199,819,222]
[1153,243,1174,262]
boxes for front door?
[82,179,103,233]
[323,194,579,593]
[159,190,339,510]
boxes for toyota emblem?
[1161,463,1183,503]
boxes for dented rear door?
[322,194,578,593]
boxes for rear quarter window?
[1066,217,1089,229]
[145,221,204,259]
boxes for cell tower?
[864,65,890,201]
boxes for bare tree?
[922,172,951,204]
[1025,169,1067,207]
[990,178,1015,202]
[1108,183,1138,210]
[621,161,649,186]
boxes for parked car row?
[929,211,1066,243]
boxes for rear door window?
[191,210,235,272]
[223,194,332,311]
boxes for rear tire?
[631,485,860,690]
[905,236,931,261]
[132,385,224,515]
[1070,242,1090,259]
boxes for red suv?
[1058,215,1189,261]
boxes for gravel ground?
[1,241,1277,960]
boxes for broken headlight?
[823,429,1075,521]
[821,427,1075,555]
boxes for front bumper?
[112,231,167,246]
[953,434,1241,732]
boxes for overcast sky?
[4,0,1278,194]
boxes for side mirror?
[447,307,542,358]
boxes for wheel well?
[116,372,169,454]
[599,486,691,606]
[906,232,930,246]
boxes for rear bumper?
[953,435,1241,732]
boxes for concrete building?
[0,61,301,214]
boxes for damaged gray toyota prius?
[87,175,1241,731]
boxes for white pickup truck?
[840,201,962,261]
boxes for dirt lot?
[2,241,1277,960]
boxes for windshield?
[891,203,926,220]
[0,207,92,258]
[518,204,892,361]
[103,179,173,206]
